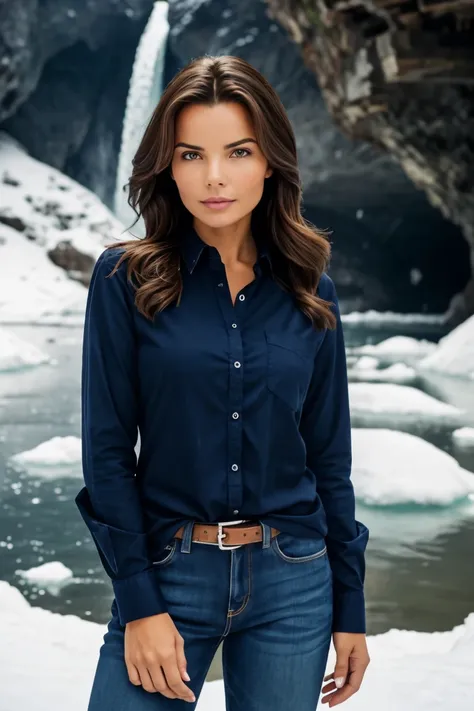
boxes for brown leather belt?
[174,521,280,549]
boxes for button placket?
[213,269,248,516]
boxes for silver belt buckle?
[217,519,246,550]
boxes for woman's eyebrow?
[174,137,258,150]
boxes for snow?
[351,428,474,506]
[0,222,87,326]
[15,561,73,596]
[9,435,82,477]
[419,314,474,380]
[0,581,473,711]
[0,582,104,711]
[0,131,126,325]
[0,326,53,371]
[349,382,463,429]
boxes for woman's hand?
[321,632,370,707]
[124,612,196,703]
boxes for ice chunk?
[10,436,82,478]
[352,428,474,506]
[349,361,417,385]
[453,427,474,450]
[351,335,437,365]
[0,327,51,371]
[419,314,474,380]
[349,382,463,429]
[15,562,73,596]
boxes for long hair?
[106,55,336,330]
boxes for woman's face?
[170,101,273,229]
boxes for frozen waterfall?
[114,1,170,233]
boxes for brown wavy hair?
[106,54,336,330]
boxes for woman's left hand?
[321,633,370,707]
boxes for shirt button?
[231,464,239,471]
[233,509,239,514]
[217,282,224,287]
[234,361,241,368]
[239,294,245,301]
[232,412,239,419]
[231,323,237,328]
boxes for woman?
[76,55,370,710]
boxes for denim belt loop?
[259,521,271,549]
[181,520,195,554]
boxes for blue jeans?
[87,521,333,710]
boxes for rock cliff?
[264,0,474,322]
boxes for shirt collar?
[179,225,273,275]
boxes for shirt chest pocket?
[264,329,313,412]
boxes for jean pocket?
[152,537,178,567]
[272,532,327,563]
[265,330,312,411]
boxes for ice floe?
[352,428,474,506]
[9,435,82,478]
[349,382,463,430]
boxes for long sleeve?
[75,248,168,626]
[299,274,369,633]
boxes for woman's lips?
[201,199,236,211]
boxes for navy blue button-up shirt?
[75,225,369,632]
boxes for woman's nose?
[205,159,226,186]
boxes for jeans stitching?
[273,537,327,563]
[228,545,252,617]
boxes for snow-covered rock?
[0,222,88,325]
[15,562,74,596]
[0,326,52,371]
[9,436,82,478]
[0,132,129,325]
[419,314,474,380]
[0,580,473,711]
[349,382,463,429]
[352,428,474,506]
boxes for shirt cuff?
[332,588,366,633]
[112,568,169,626]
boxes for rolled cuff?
[332,588,366,633]
[113,568,169,626]
[75,486,152,578]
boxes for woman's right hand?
[124,612,196,703]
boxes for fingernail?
[335,677,345,688]
[183,671,191,681]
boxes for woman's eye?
[181,148,251,160]
[182,152,200,160]
[232,148,251,158]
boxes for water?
[1,322,474,681]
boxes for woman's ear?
[265,167,273,179]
